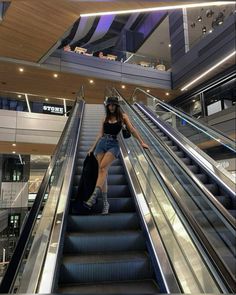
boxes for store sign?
[43,104,64,115]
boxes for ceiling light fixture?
[45,98,49,101]
[147,89,150,93]
[19,68,24,72]
[202,26,207,34]
[197,16,202,22]
[80,2,234,17]
[165,92,170,96]
[181,51,236,91]
[89,80,94,84]
[168,44,171,48]
[121,85,126,89]
[12,151,16,154]
[53,73,58,78]
[12,143,16,147]
[17,95,22,98]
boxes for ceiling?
[0,141,55,155]
[0,60,180,103]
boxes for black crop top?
[103,121,122,136]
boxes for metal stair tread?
[66,230,143,237]
[62,251,149,265]
[58,279,159,293]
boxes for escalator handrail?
[135,102,236,194]
[113,87,236,232]
[116,89,235,292]
[0,87,84,293]
[131,87,236,152]
[32,100,85,293]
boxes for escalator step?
[205,184,219,195]
[175,151,185,158]
[76,158,122,166]
[187,165,199,173]
[73,174,127,186]
[71,184,130,199]
[75,165,124,175]
[64,230,146,253]
[70,197,135,214]
[195,173,208,184]
[59,252,154,284]
[67,213,140,232]
[58,279,159,294]
[215,195,232,209]
[169,146,178,151]
[181,157,191,165]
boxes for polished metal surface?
[119,140,181,294]
[16,101,84,293]
[118,131,223,293]
[38,103,85,293]
[135,103,236,228]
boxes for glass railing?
[0,87,84,293]
[117,99,234,293]
[118,95,236,292]
[59,47,171,71]
[131,88,236,175]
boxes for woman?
[84,96,149,215]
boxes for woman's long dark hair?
[105,105,124,123]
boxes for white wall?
[0,110,67,144]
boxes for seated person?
[63,45,71,52]
[98,51,107,59]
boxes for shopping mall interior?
[0,1,235,294]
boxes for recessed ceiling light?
[89,80,94,84]
[12,151,16,154]
[19,68,24,72]
[181,50,236,91]
[45,98,49,101]
[17,95,22,98]
[165,92,170,96]
[121,85,126,89]
[12,143,16,147]
[209,29,213,33]
[192,99,196,102]
[53,73,58,78]
[168,44,171,48]
[147,89,150,93]
[80,2,234,17]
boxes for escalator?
[0,92,234,294]
[57,104,160,293]
[134,103,236,217]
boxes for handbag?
[122,124,131,139]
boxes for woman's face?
[108,104,116,113]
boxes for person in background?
[84,96,149,215]
[63,45,71,52]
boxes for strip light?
[80,2,234,17]
[181,51,236,91]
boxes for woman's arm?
[88,117,104,154]
[123,113,149,149]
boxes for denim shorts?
[94,135,120,158]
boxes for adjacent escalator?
[133,102,236,218]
